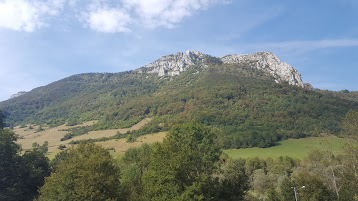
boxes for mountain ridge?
[1,50,357,149]
[136,50,304,87]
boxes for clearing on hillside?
[14,118,165,158]
[224,135,349,159]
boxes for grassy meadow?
[223,135,349,160]
[14,118,166,159]
[14,118,349,160]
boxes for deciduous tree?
[142,124,221,200]
[38,143,124,201]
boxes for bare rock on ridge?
[137,50,304,87]
[221,52,304,87]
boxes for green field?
[223,135,349,159]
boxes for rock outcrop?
[221,52,304,87]
[137,50,304,87]
[136,50,220,76]
[10,91,27,99]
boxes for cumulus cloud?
[121,0,217,28]
[0,0,65,32]
[85,7,131,33]
[82,0,223,32]
[0,0,224,33]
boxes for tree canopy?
[0,116,50,201]
[38,143,124,201]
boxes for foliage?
[1,64,357,149]
[0,127,22,200]
[291,169,335,201]
[341,110,358,139]
[32,141,49,154]
[241,147,358,201]
[0,111,3,129]
[118,124,250,201]
[38,143,124,201]
[119,144,152,201]
[21,150,51,200]
[0,116,50,201]
[141,124,222,200]
[208,158,249,201]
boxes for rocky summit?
[136,50,221,76]
[221,52,304,87]
[137,50,304,87]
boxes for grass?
[13,118,165,159]
[97,132,167,154]
[15,121,348,161]
[223,135,349,160]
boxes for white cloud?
[81,0,223,32]
[85,7,131,33]
[0,0,65,32]
[0,0,225,33]
[121,0,218,28]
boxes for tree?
[291,169,334,201]
[0,116,50,201]
[0,111,4,129]
[208,158,249,201]
[38,143,124,201]
[304,149,346,200]
[339,142,358,201]
[119,144,152,201]
[341,110,358,139]
[21,150,51,200]
[141,124,222,201]
[0,127,22,200]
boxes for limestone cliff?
[137,50,304,87]
[221,52,304,87]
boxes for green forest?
[0,111,357,201]
[1,61,358,200]
[1,64,357,149]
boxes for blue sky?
[0,0,357,101]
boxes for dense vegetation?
[0,116,51,201]
[1,112,357,201]
[1,63,357,148]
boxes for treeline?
[1,110,358,200]
[113,68,358,148]
[0,72,164,126]
[0,125,51,200]
[1,64,358,150]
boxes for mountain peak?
[136,50,217,76]
[136,50,304,87]
[221,52,304,87]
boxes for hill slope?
[1,51,357,148]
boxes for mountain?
[9,91,27,99]
[136,50,304,87]
[1,50,357,148]
[221,52,304,87]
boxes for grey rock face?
[137,50,215,76]
[221,52,304,87]
[10,91,27,99]
[137,50,304,87]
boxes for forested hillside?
[1,116,357,201]
[1,62,357,148]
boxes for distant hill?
[1,51,357,148]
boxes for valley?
[1,50,357,201]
